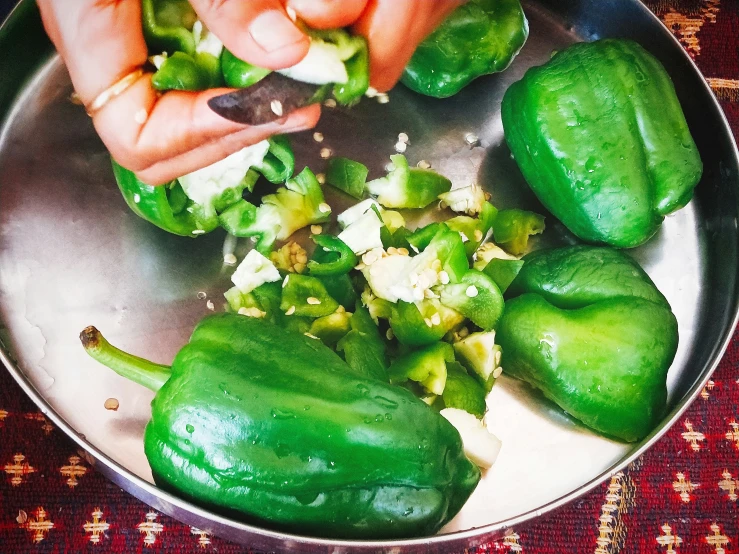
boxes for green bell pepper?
[388,342,454,396]
[492,209,545,256]
[336,303,389,381]
[280,274,339,318]
[453,331,501,392]
[308,235,358,276]
[222,29,369,106]
[80,315,480,539]
[502,39,703,248]
[326,157,369,199]
[219,167,331,253]
[367,155,452,209]
[497,246,678,442]
[308,308,352,347]
[113,137,294,238]
[389,300,465,347]
[441,362,487,419]
[143,0,224,92]
[402,0,529,98]
[481,258,524,294]
[439,269,504,331]
[445,202,499,259]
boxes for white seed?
[320,148,332,159]
[377,93,390,104]
[238,307,266,319]
[398,132,409,144]
[283,275,290,288]
[270,99,283,117]
[417,160,431,169]
[223,253,237,266]
[104,398,119,411]
[197,291,207,300]
[474,229,484,242]
[318,202,332,214]
[362,250,380,265]
[311,225,323,235]
[285,305,296,316]
[493,366,503,379]
[439,271,450,285]
[324,98,337,108]
[386,328,394,340]
[385,162,396,172]
[424,318,433,328]
[206,300,215,311]
[365,86,378,98]
[397,248,410,256]
[306,297,321,305]
[133,193,141,204]
[286,5,297,21]
[192,229,206,235]
[355,262,367,271]
[464,132,480,145]
[430,313,441,326]
[394,141,407,153]
[316,173,326,184]
[313,132,324,143]
[494,350,502,365]
[134,108,148,124]
[466,285,479,298]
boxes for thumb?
[189,0,309,70]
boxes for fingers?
[92,77,320,184]
[189,0,309,70]
[354,0,462,92]
[286,0,368,29]
[37,0,148,104]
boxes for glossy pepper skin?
[502,39,703,248]
[497,246,678,442]
[402,0,528,98]
[112,137,294,238]
[80,315,480,539]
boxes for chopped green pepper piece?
[337,304,389,381]
[308,235,358,276]
[280,274,340,318]
[441,362,487,419]
[151,51,223,91]
[402,0,529,98]
[388,342,454,395]
[254,135,295,184]
[493,209,545,255]
[309,309,353,347]
[482,258,524,294]
[390,300,465,347]
[407,223,445,252]
[367,155,452,209]
[439,270,504,331]
[326,157,369,199]
[445,202,498,258]
[453,331,501,392]
[141,0,197,55]
[221,48,272,88]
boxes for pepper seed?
[394,141,407,153]
[313,132,324,143]
[417,160,431,169]
[270,99,284,117]
[386,328,394,340]
[493,366,503,379]
[316,173,326,184]
[223,253,237,265]
[439,271,450,285]
[320,148,332,159]
[466,285,479,298]
[306,297,321,305]
[311,225,323,235]
[318,202,332,214]
[464,132,480,146]
[104,398,120,411]
[206,300,215,311]
[474,229,484,242]
[430,313,441,326]
[424,318,433,328]
[324,98,337,108]
[285,305,296,315]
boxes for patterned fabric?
[1,0,738,552]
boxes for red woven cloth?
[2,1,739,552]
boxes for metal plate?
[1,0,737,552]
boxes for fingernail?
[249,10,306,54]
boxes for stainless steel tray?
[1,1,737,552]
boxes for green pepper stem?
[79,326,171,392]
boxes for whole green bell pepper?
[497,246,678,442]
[402,0,529,98]
[502,39,703,248]
[113,137,295,239]
[80,315,480,539]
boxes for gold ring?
[85,67,147,117]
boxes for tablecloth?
[1,0,738,552]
